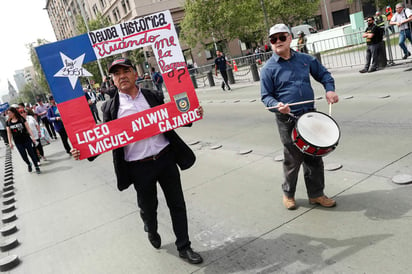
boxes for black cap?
[108,58,135,73]
[48,95,54,101]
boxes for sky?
[0,0,56,98]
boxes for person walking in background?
[21,109,46,163]
[151,67,164,99]
[47,96,72,155]
[359,17,382,73]
[84,87,102,123]
[214,50,232,91]
[375,11,385,29]
[101,75,117,99]
[390,3,412,59]
[71,58,204,264]
[35,98,57,140]
[6,107,41,174]
[297,31,309,53]
[385,5,395,34]
[260,23,339,210]
[0,112,9,146]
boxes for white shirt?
[26,115,39,140]
[88,92,96,103]
[117,91,169,161]
[391,8,412,30]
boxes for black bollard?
[227,67,235,84]
[378,41,387,68]
[250,63,260,82]
[190,74,198,88]
[207,71,215,87]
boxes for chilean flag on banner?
[35,10,201,160]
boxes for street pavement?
[1,61,412,274]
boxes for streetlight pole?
[323,0,331,29]
[76,0,105,80]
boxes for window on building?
[99,0,106,9]
[304,15,323,31]
[332,8,350,26]
[121,0,130,14]
[205,40,225,60]
[112,7,120,22]
[92,4,99,16]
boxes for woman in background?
[6,107,41,174]
[21,108,46,164]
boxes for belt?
[132,145,171,163]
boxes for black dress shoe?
[148,232,161,249]
[359,68,368,73]
[179,248,203,264]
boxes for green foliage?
[27,39,51,103]
[180,0,319,50]
[265,0,320,27]
[19,82,38,104]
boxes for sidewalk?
[1,63,412,273]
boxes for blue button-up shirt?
[260,50,335,114]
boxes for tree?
[28,39,51,101]
[19,82,38,105]
[180,0,319,52]
[265,0,319,28]
[75,13,113,85]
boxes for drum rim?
[295,111,341,148]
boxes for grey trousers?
[364,43,380,70]
[275,113,325,199]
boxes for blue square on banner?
[35,34,97,103]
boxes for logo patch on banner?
[174,92,190,112]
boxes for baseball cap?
[108,58,135,73]
[48,95,54,101]
[268,24,290,37]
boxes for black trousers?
[57,127,71,153]
[129,151,190,251]
[15,140,39,167]
[41,117,56,138]
[90,104,101,123]
[220,70,230,90]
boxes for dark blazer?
[99,88,196,191]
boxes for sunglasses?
[270,35,288,44]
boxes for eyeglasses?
[270,35,288,44]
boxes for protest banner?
[0,103,9,113]
[35,10,201,160]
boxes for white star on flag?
[54,52,92,89]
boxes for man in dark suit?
[72,58,203,264]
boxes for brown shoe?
[283,196,297,210]
[309,195,336,207]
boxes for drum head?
[296,112,340,147]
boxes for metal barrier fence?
[185,31,410,89]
